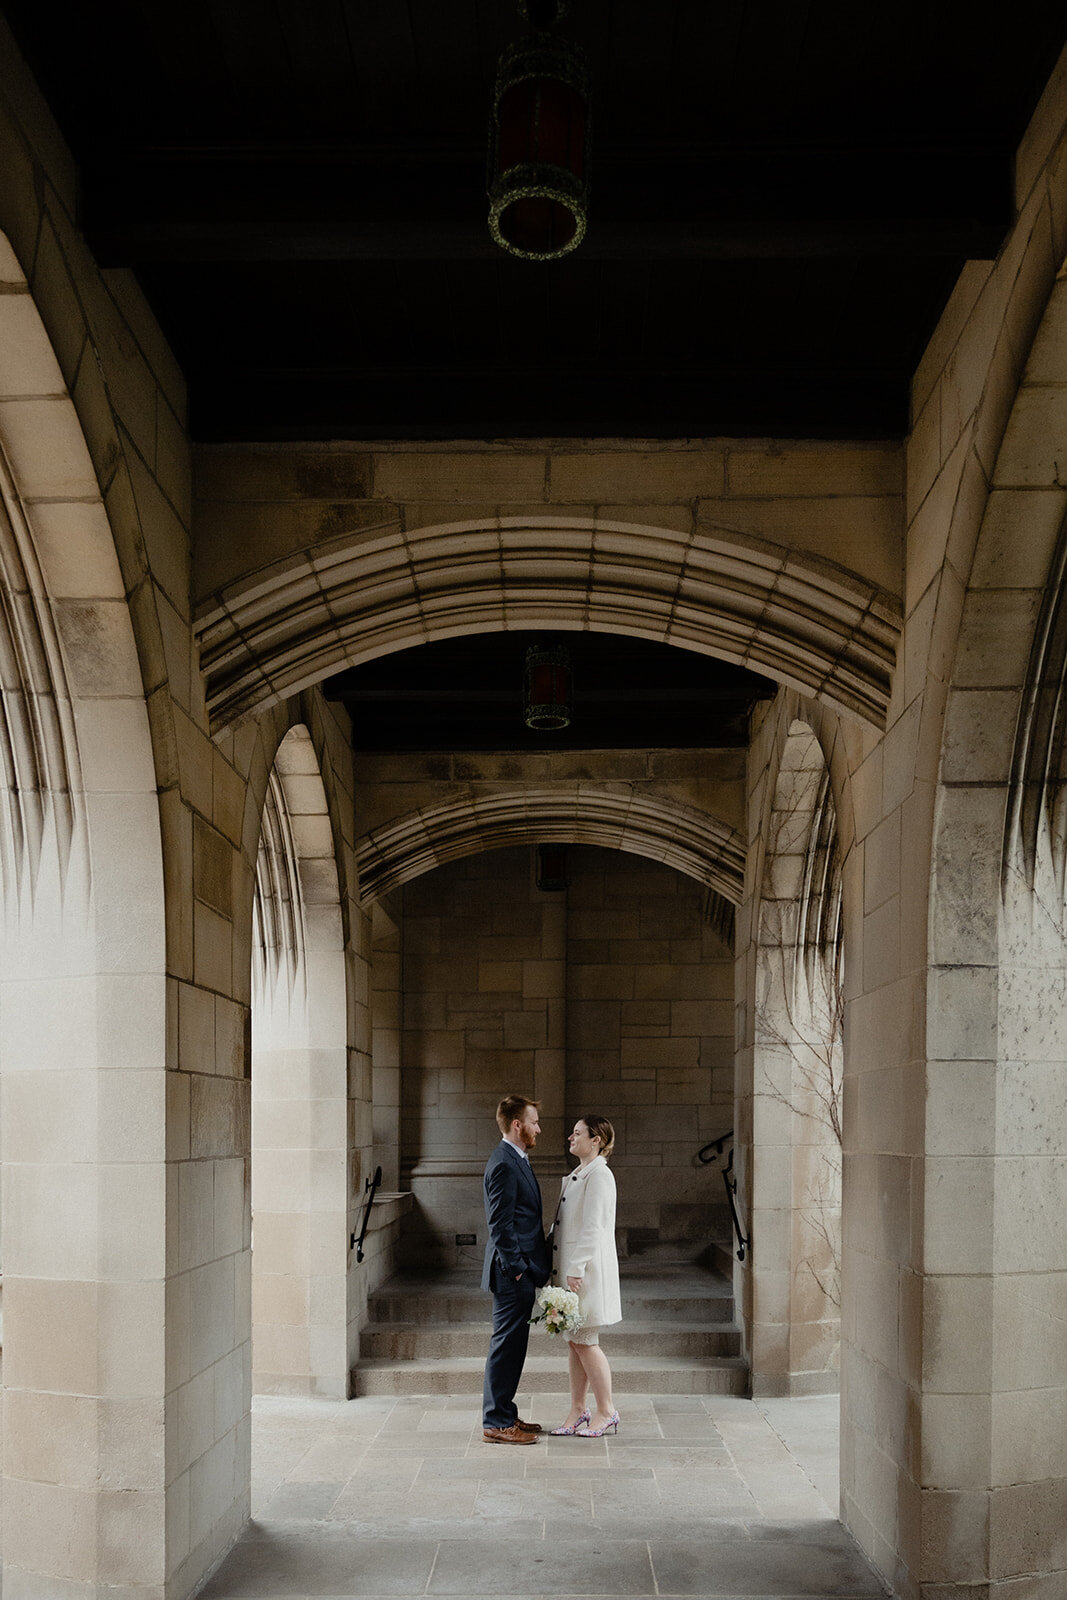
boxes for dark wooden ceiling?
[3,1,1065,441]
[324,633,775,752]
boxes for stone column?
[250,733,350,1399]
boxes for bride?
[549,1115,622,1437]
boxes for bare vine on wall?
[756,750,844,1315]
[757,924,843,1308]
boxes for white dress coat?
[551,1155,622,1328]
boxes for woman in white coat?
[549,1115,622,1437]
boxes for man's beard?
[520,1125,538,1149]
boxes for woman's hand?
[567,1275,583,1292]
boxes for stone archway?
[355,785,747,908]
[197,513,900,732]
[251,723,350,1398]
[0,232,168,1595]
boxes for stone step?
[360,1320,743,1361]
[350,1352,750,1397]
[354,1261,748,1398]
[367,1265,737,1326]
[367,1288,737,1325]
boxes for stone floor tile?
[338,1462,422,1492]
[526,1465,655,1480]
[648,1535,888,1596]
[626,1444,741,1471]
[473,1478,595,1521]
[416,1455,530,1478]
[428,1536,656,1594]
[415,1412,478,1432]
[327,1491,430,1523]
[260,1481,347,1519]
[198,1530,439,1597]
[289,1444,375,1482]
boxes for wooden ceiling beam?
[88,216,1005,264]
[83,142,1010,266]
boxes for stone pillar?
[1,893,170,1597]
[0,238,173,1595]
[251,731,350,1398]
[739,707,843,1398]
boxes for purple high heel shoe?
[575,1410,620,1437]
[549,1409,591,1436]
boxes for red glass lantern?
[523,642,572,730]
[488,20,590,261]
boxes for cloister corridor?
[3,10,1067,1599]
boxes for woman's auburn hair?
[581,1114,615,1158]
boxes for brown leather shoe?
[483,1424,538,1445]
[515,1417,543,1433]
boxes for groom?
[481,1094,551,1444]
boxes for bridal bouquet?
[530,1285,583,1336]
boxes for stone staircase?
[351,1259,748,1396]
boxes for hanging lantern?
[523,642,572,730]
[488,6,590,262]
[537,844,569,892]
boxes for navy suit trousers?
[482,1272,537,1428]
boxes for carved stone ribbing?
[0,444,86,917]
[355,784,747,905]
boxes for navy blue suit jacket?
[481,1141,551,1292]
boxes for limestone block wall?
[563,847,734,1245]
[394,843,733,1266]
[397,847,566,1263]
[829,51,1067,1599]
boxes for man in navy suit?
[481,1094,551,1444]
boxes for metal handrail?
[696,1130,750,1262]
[351,1165,383,1263]
[721,1147,750,1263]
[697,1128,733,1164]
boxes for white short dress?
[551,1155,622,1345]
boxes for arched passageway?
[0,25,1066,1592]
